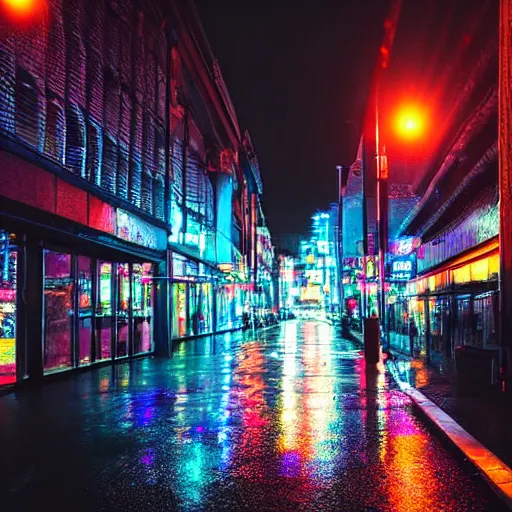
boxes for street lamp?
[1,0,40,20]
[336,165,350,323]
[376,102,428,349]
[1,0,47,33]
[393,104,428,142]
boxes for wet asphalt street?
[0,320,505,511]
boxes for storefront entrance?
[40,249,155,377]
[169,250,247,340]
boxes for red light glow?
[393,104,428,141]
[1,0,41,24]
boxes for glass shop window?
[116,263,130,358]
[95,261,113,361]
[43,250,74,373]
[456,297,472,348]
[132,263,154,353]
[0,231,17,386]
[473,293,498,348]
[77,256,93,365]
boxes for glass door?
[116,263,130,358]
[456,296,472,347]
[172,282,187,338]
[132,263,153,353]
[77,256,92,365]
[189,283,197,335]
[200,282,212,334]
[95,261,113,361]
[43,250,74,373]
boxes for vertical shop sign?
[389,255,417,281]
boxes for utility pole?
[337,165,350,321]
[337,166,344,320]
[376,91,389,348]
[499,0,512,388]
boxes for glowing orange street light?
[393,104,428,141]
[1,0,39,23]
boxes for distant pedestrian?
[409,319,418,356]
[341,312,349,337]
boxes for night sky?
[195,1,389,245]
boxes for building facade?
[0,0,271,387]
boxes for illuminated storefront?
[170,251,246,339]
[42,254,155,373]
[0,202,165,387]
[216,282,237,331]
[403,239,499,362]
[171,252,219,339]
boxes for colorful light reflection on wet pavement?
[0,321,505,511]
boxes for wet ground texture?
[388,331,512,470]
[0,321,506,511]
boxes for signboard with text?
[389,255,416,282]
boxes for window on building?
[141,169,153,214]
[117,144,129,200]
[43,250,74,373]
[66,104,86,176]
[130,157,142,208]
[153,125,166,220]
[15,66,43,150]
[153,174,165,221]
[102,134,118,194]
[86,120,102,185]
[172,139,184,206]
[0,43,15,134]
[44,98,65,163]
[186,152,201,215]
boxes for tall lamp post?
[359,0,401,360]
[377,103,426,350]
[336,165,350,321]
[499,0,512,387]
[376,107,389,348]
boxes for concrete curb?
[387,362,512,510]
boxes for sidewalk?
[387,337,512,469]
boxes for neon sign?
[390,237,421,256]
[390,255,416,282]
